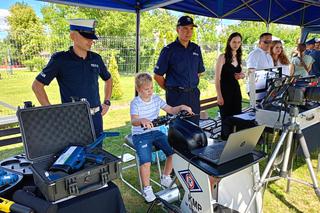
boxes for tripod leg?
[280,129,294,177]
[286,134,299,193]
[296,130,320,199]
[317,153,320,173]
[244,129,289,213]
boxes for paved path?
[0,101,17,111]
[0,115,18,128]
[0,101,18,128]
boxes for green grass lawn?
[0,70,217,114]
[0,70,319,212]
[0,70,137,110]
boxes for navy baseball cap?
[177,16,197,27]
[305,38,316,45]
[69,19,98,40]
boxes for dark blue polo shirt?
[36,47,111,107]
[308,50,320,77]
[154,38,205,88]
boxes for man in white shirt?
[246,33,274,107]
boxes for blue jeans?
[132,130,174,165]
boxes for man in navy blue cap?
[315,38,320,50]
[305,38,316,55]
[305,38,320,77]
[32,19,113,138]
[154,16,205,124]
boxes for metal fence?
[0,33,235,76]
[0,33,295,76]
[0,33,296,116]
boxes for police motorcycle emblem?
[178,170,202,193]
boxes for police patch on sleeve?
[40,72,46,78]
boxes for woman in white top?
[270,40,290,76]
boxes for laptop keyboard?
[202,143,225,160]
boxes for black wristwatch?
[103,100,111,106]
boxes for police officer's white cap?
[69,19,98,40]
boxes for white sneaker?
[160,175,177,188]
[142,186,156,203]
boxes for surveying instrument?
[245,77,320,213]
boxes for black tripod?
[245,106,320,213]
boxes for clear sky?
[0,0,46,15]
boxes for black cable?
[186,155,199,202]
[146,199,158,213]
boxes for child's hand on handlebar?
[140,118,154,129]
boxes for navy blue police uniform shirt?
[36,47,111,108]
[154,38,205,88]
[309,50,320,77]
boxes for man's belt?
[166,87,196,92]
[90,106,100,115]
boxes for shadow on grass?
[102,121,131,156]
[264,138,319,173]
[103,121,165,212]
[267,185,304,213]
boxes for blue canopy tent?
[301,25,320,42]
[164,0,320,27]
[40,0,320,73]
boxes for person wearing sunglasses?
[246,33,274,106]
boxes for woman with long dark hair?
[290,43,314,77]
[215,32,245,139]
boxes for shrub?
[23,56,46,72]
[108,52,123,100]
[198,78,210,91]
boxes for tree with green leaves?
[224,21,300,47]
[7,2,45,63]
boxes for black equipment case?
[17,101,120,202]
[168,117,208,153]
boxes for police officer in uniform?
[32,19,112,138]
[154,16,205,124]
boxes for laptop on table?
[191,125,265,165]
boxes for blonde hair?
[135,72,153,89]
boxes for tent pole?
[217,19,223,56]
[136,9,140,75]
[300,26,304,43]
[135,8,141,96]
